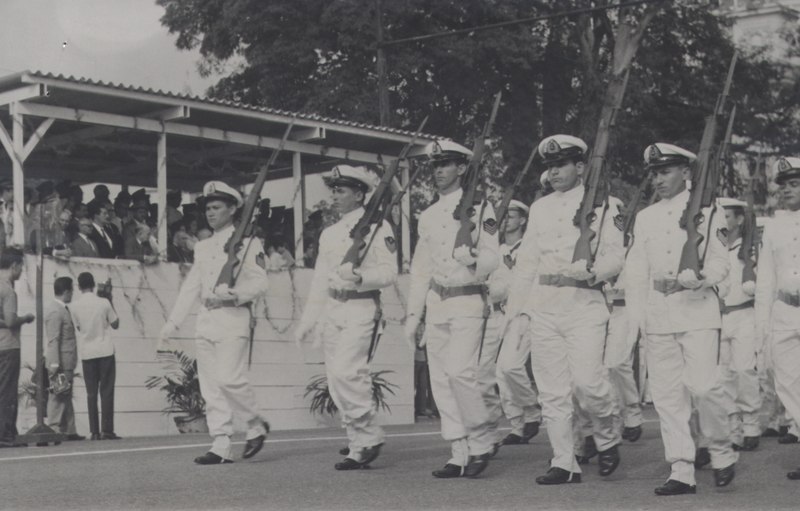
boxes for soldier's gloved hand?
[742,280,756,296]
[404,314,421,350]
[336,263,362,283]
[453,246,477,267]
[677,269,704,290]
[563,260,595,281]
[157,321,178,353]
[213,284,238,301]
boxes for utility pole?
[376,0,390,126]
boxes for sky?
[0,0,329,208]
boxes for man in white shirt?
[626,143,735,495]
[70,272,120,440]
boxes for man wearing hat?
[755,157,800,480]
[504,134,624,485]
[160,180,270,465]
[405,140,499,478]
[716,197,762,451]
[491,199,542,446]
[626,142,735,495]
[295,165,396,470]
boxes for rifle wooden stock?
[740,177,758,284]
[342,116,429,268]
[678,53,737,278]
[453,92,502,254]
[622,175,651,249]
[495,146,537,226]
[216,119,296,288]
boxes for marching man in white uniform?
[160,181,270,465]
[504,134,624,485]
[626,143,736,495]
[405,140,499,479]
[717,197,762,451]
[295,165,397,470]
[755,157,800,480]
[490,200,542,446]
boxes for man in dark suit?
[87,203,116,258]
[124,224,158,264]
[70,219,100,258]
[45,277,85,441]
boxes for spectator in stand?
[124,224,158,264]
[101,200,124,258]
[87,203,117,259]
[87,185,111,212]
[71,219,100,258]
[0,180,13,247]
[111,197,131,234]
[168,228,194,263]
[0,247,35,448]
[166,190,183,228]
[45,276,85,441]
[123,199,150,245]
[73,202,88,222]
[70,272,121,440]
[28,181,61,253]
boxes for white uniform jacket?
[755,209,800,333]
[167,224,269,340]
[505,185,624,319]
[407,189,499,322]
[719,237,754,307]
[488,239,523,305]
[625,189,728,335]
[299,208,397,330]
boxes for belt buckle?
[439,286,452,300]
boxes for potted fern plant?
[304,370,398,417]
[145,351,207,434]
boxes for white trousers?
[320,315,385,452]
[771,329,800,437]
[720,308,762,439]
[604,306,643,429]
[476,312,504,444]
[529,310,621,473]
[496,313,541,435]
[196,335,266,459]
[646,330,737,486]
[426,317,494,459]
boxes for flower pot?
[173,415,208,434]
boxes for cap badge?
[648,144,662,162]
[332,167,342,179]
[545,139,561,154]
[778,158,791,172]
[432,142,443,156]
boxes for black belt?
[612,299,626,307]
[203,298,245,309]
[778,291,800,307]
[328,289,381,302]
[721,300,754,315]
[430,281,485,300]
[538,274,602,291]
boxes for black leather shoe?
[713,463,735,487]
[535,467,581,485]
[502,433,526,445]
[101,432,122,440]
[489,442,501,458]
[360,443,383,466]
[622,425,642,442]
[464,453,491,478]
[762,428,780,438]
[335,457,366,470]
[432,463,465,478]
[194,451,233,465]
[787,467,800,480]
[779,425,790,436]
[740,436,759,451]
[242,421,270,459]
[654,479,696,496]
[339,446,350,456]
[522,421,540,441]
[90,433,101,441]
[67,434,86,441]
[36,442,48,447]
[598,444,621,476]
[778,433,799,444]
[694,447,711,469]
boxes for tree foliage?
[158,0,800,204]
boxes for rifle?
[453,92,502,255]
[495,146,537,226]
[740,175,758,285]
[621,174,652,249]
[216,119,296,288]
[571,69,632,270]
[341,116,428,267]
[678,53,737,279]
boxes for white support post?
[10,103,25,247]
[292,152,305,267]
[156,132,168,258]
[401,163,411,272]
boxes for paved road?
[1,411,798,510]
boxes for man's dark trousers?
[0,348,20,442]
[82,355,116,435]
